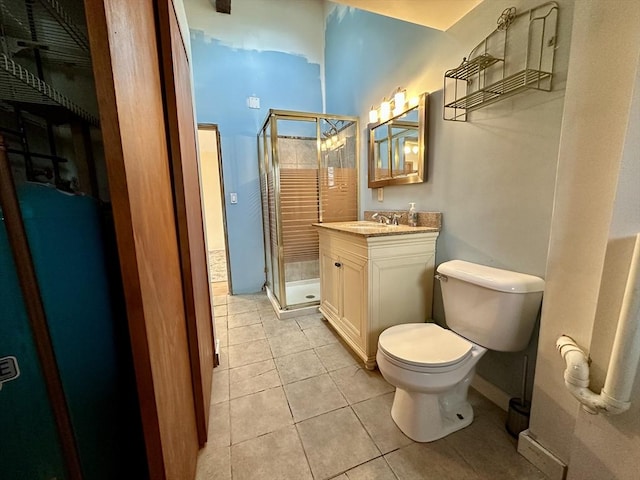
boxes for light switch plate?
[230,192,238,204]
[377,187,384,202]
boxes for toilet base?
[390,382,474,442]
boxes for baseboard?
[471,374,511,411]
[265,286,320,319]
[518,429,567,480]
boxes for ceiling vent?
[211,0,231,14]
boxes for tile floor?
[197,292,547,480]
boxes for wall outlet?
[230,192,238,204]
[247,96,260,109]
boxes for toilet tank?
[436,260,545,352]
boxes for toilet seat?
[378,323,473,373]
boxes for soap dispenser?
[408,202,418,227]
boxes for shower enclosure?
[258,110,359,313]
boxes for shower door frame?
[258,109,360,311]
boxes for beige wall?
[198,128,226,252]
[527,1,640,478]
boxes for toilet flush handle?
[435,273,448,282]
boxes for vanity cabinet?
[315,224,439,369]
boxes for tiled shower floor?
[198,292,547,480]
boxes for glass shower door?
[274,116,320,308]
[259,122,280,306]
[319,119,358,223]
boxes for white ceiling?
[330,0,484,31]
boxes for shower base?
[266,278,320,319]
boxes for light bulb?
[321,141,327,151]
[369,106,378,124]
[331,135,338,145]
[409,96,420,108]
[412,145,419,154]
[394,89,406,110]
[380,99,391,121]
[404,145,411,154]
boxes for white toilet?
[376,259,545,442]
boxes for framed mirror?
[368,92,428,188]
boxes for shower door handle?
[334,262,342,268]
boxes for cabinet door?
[319,246,340,319]
[340,251,367,349]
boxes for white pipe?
[557,233,640,415]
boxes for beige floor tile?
[262,316,301,338]
[227,311,262,329]
[229,359,281,399]
[255,297,273,310]
[229,387,293,444]
[268,329,312,357]
[297,407,380,480]
[352,392,413,454]
[228,323,266,346]
[230,426,312,480]
[216,348,229,370]
[295,312,326,330]
[227,301,258,316]
[196,445,230,480]
[211,369,229,405]
[385,442,480,480]
[329,365,394,404]
[207,401,230,449]
[344,457,397,480]
[275,349,327,384]
[228,339,272,368]
[303,324,341,347]
[216,324,228,348]
[443,413,547,479]
[284,373,347,422]
[214,304,228,317]
[315,343,360,371]
[212,294,228,306]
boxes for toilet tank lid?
[437,260,545,293]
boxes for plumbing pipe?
[557,233,640,415]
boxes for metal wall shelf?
[0,0,97,124]
[0,53,98,125]
[444,2,559,122]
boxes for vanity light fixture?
[369,87,414,124]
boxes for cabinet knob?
[334,262,342,268]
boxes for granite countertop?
[312,221,439,238]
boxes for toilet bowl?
[377,323,487,442]
[377,260,545,442]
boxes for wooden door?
[157,0,214,446]
[85,1,201,478]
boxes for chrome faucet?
[372,212,391,224]
[372,212,403,225]
[391,213,403,225]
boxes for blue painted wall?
[190,32,323,293]
[324,8,440,117]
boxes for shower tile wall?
[285,260,320,282]
[278,137,317,169]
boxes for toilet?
[376,259,545,442]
